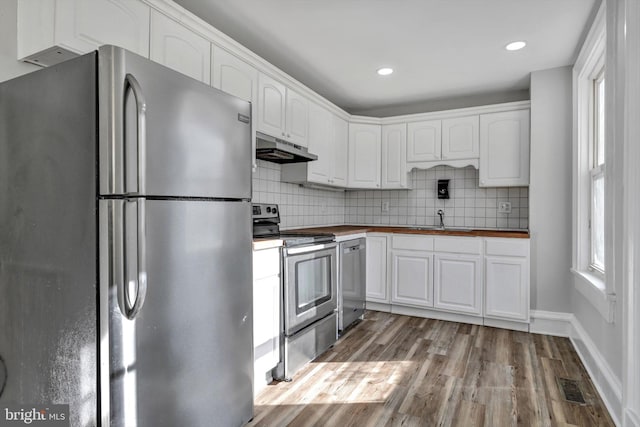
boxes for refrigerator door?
[102,199,253,427]
[0,53,98,426]
[98,45,252,199]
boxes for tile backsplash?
[252,162,528,230]
[252,160,345,229]
[345,166,529,230]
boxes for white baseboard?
[570,316,622,427]
[529,310,574,336]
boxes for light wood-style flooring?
[250,311,615,427]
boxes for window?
[590,71,605,275]
[572,1,615,322]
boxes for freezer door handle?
[114,199,148,320]
[124,73,147,195]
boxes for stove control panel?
[252,203,279,220]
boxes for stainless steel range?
[252,203,338,381]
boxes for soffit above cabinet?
[173,0,597,115]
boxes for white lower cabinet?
[390,250,433,307]
[365,234,389,303]
[484,238,530,322]
[252,247,281,395]
[367,233,530,327]
[433,254,482,315]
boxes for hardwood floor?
[250,311,615,427]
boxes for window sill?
[571,268,616,323]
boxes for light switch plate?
[381,201,390,212]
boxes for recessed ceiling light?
[505,41,527,51]
[377,67,394,76]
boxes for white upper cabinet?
[306,103,334,184]
[18,0,150,65]
[257,73,309,147]
[150,11,210,84]
[211,46,258,170]
[348,123,381,188]
[381,124,409,189]
[212,47,258,103]
[332,116,349,187]
[479,109,530,187]
[441,115,479,160]
[407,120,441,162]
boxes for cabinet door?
[485,256,529,321]
[442,115,479,160]
[25,0,150,58]
[258,73,286,138]
[382,124,408,189]
[150,11,211,84]
[285,89,309,147]
[390,250,433,307]
[366,235,388,303]
[407,120,441,162]
[211,47,259,170]
[348,123,381,188]
[434,254,482,315]
[307,103,333,184]
[332,116,349,187]
[479,109,530,187]
[212,46,257,103]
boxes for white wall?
[0,1,38,82]
[529,66,573,313]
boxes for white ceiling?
[174,0,598,116]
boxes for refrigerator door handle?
[124,73,147,195]
[115,199,148,320]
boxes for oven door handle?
[285,242,337,255]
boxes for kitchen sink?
[407,226,473,232]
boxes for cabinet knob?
[282,132,286,136]
[287,133,291,138]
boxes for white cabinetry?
[253,246,281,395]
[281,106,348,187]
[389,235,434,308]
[150,11,210,84]
[433,237,482,315]
[211,46,258,170]
[365,234,388,303]
[381,124,409,189]
[484,239,530,322]
[479,109,530,187]
[257,73,309,147]
[348,123,381,188]
[442,116,479,160]
[18,0,150,65]
[407,120,441,162]
[332,116,349,187]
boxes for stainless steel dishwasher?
[338,238,366,332]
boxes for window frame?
[589,69,605,277]
[571,1,616,322]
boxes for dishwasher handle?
[343,243,365,253]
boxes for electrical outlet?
[381,201,390,212]
[498,201,512,214]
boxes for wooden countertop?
[283,225,529,239]
[252,238,283,251]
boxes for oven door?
[283,242,337,336]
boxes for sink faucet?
[437,209,445,229]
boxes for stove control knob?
[266,207,271,213]
[272,207,278,214]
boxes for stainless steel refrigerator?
[0,46,254,426]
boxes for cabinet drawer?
[392,235,434,251]
[485,239,529,257]
[253,247,280,280]
[434,237,481,254]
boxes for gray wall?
[0,1,38,82]
[529,66,573,313]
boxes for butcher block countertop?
[283,225,530,239]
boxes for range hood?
[255,132,318,163]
